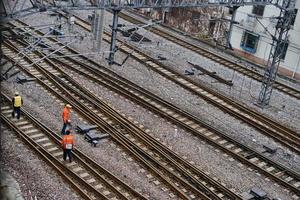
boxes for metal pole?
[226,6,238,49]
[257,0,296,107]
[0,29,3,64]
[1,0,279,21]
[108,9,120,65]
[97,9,104,51]
[92,9,105,52]
[0,29,4,80]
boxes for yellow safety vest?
[14,96,22,107]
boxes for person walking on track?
[61,130,75,163]
[61,104,72,135]
[11,91,23,120]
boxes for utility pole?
[92,9,105,52]
[108,8,121,65]
[0,27,4,72]
[2,0,278,21]
[257,0,296,108]
[226,6,239,49]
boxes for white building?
[229,1,300,80]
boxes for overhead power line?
[1,0,278,22]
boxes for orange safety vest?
[14,96,22,107]
[61,134,75,149]
[62,107,71,123]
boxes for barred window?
[279,41,289,60]
[252,5,265,16]
[240,31,259,53]
[291,9,298,26]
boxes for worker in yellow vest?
[11,92,23,119]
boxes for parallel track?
[54,46,300,196]
[3,39,242,199]
[119,10,300,100]
[1,93,146,200]
[3,20,300,198]
[56,15,300,154]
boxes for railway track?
[1,93,147,200]
[3,38,243,199]
[50,14,300,154]
[119,10,300,100]
[3,21,300,198]
[54,45,300,196]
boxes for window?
[240,31,260,53]
[291,9,298,26]
[279,41,289,60]
[252,5,265,16]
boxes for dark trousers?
[12,107,21,119]
[63,149,72,162]
[61,123,67,135]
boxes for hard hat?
[66,104,72,108]
[15,91,19,95]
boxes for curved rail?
[16,14,298,155]
[53,49,300,195]
[3,36,243,199]
[67,15,300,154]
[119,10,300,100]
[1,93,146,200]
[2,22,299,198]
[5,19,300,196]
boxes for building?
[229,1,300,80]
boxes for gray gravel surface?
[102,50,300,171]
[125,10,300,89]
[3,9,299,200]
[60,63,298,199]
[17,0,300,133]
[58,9,300,134]
[1,71,177,200]
[0,127,82,200]
[136,38,300,132]
[97,10,300,132]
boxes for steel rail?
[1,91,148,200]
[52,49,300,186]
[6,20,300,196]
[119,10,300,100]
[7,19,300,195]
[15,14,298,153]
[3,38,242,199]
[13,38,228,199]
[12,96,147,200]
[3,40,208,200]
[49,43,300,196]
[65,14,300,153]
[1,97,101,200]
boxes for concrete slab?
[76,124,97,134]
[0,170,24,200]
[250,186,267,199]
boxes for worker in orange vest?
[61,104,72,135]
[61,130,75,162]
[11,91,23,119]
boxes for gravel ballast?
[1,9,299,200]
[0,128,82,200]
[1,73,178,200]
[60,63,297,199]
